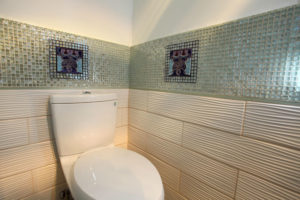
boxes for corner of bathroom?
[0,0,299,200]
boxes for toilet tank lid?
[50,93,117,104]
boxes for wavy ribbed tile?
[114,126,128,145]
[0,118,28,150]
[128,144,180,191]
[0,89,128,120]
[23,183,68,200]
[0,171,33,199]
[89,89,129,108]
[128,126,147,150]
[165,184,187,200]
[129,89,148,110]
[148,91,245,134]
[146,135,182,169]
[183,122,300,193]
[32,163,65,192]
[180,173,232,200]
[0,141,56,179]
[129,108,183,144]
[29,116,52,143]
[180,148,237,198]
[116,108,128,127]
[115,143,127,149]
[244,102,300,150]
[236,171,300,200]
[116,108,123,127]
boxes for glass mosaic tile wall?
[0,18,130,89]
[130,5,300,103]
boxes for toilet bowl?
[50,93,164,200]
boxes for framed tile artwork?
[49,39,89,79]
[165,40,199,83]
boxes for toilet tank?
[50,93,118,156]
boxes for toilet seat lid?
[72,147,163,200]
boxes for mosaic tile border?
[129,4,300,103]
[0,18,130,89]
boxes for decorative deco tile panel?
[130,5,300,102]
[165,40,199,83]
[0,18,129,88]
[49,40,89,80]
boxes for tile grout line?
[128,123,300,196]
[240,101,247,136]
[233,169,240,199]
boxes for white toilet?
[50,93,164,200]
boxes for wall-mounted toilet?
[50,93,164,200]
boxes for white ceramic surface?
[50,93,118,156]
[72,147,164,200]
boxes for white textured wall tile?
[0,171,33,200]
[244,102,300,150]
[147,135,182,169]
[29,116,52,143]
[117,108,128,127]
[32,163,65,192]
[180,173,232,200]
[129,89,148,110]
[0,141,56,179]
[0,119,28,150]
[22,183,68,200]
[236,171,300,200]
[183,123,300,193]
[122,108,128,126]
[114,126,128,145]
[129,108,183,144]
[0,89,128,120]
[181,148,237,198]
[165,184,187,200]
[128,144,180,191]
[116,108,122,127]
[115,143,127,149]
[128,126,147,150]
[148,91,245,135]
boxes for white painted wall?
[0,0,133,46]
[132,0,298,45]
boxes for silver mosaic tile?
[0,18,129,88]
[129,5,300,102]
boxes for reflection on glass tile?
[0,18,129,89]
[129,5,300,102]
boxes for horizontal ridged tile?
[147,135,182,169]
[183,122,300,193]
[115,143,127,149]
[0,118,28,149]
[128,126,147,150]
[148,91,245,134]
[32,164,65,192]
[180,173,232,200]
[181,147,237,197]
[29,116,52,143]
[89,89,129,108]
[0,141,56,179]
[165,184,187,200]
[0,171,33,200]
[0,89,128,120]
[114,126,128,145]
[244,102,300,149]
[129,108,183,144]
[22,183,68,200]
[236,171,300,200]
[129,89,148,110]
[128,144,180,191]
[117,108,128,127]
